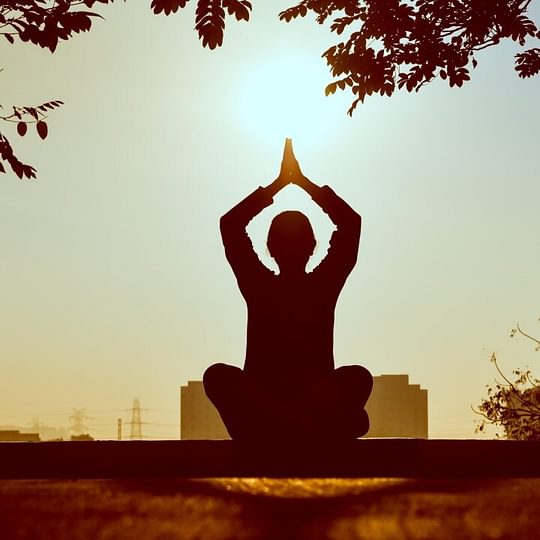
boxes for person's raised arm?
[220,143,293,285]
[287,140,361,277]
[220,143,292,235]
[297,175,361,232]
[286,140,361,231]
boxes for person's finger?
[282,138,292,165]
[285,137,293,154]
[287,138,296,161]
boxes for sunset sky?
[1,1,539,439]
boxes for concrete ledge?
[1,439,540,478]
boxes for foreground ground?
[1,477,539,539]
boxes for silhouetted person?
[204,139,372,441]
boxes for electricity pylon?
[129,398,142,440]
[69,408,90,437]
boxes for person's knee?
[203,363,220,389]
[203,363,244,400]
[357,366,373,394]
[203,363,227,398]
[334,365,373,409]
[356,409,370,438]
[336,365,373,390]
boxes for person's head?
[267,211,316,273]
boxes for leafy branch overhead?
[0,101,63,179]
[0,0,113,179]
[2,0,539,178]
[1,0,252,51]
[0,0,253,178]
[150,1,540,115]
[279,0,540,115]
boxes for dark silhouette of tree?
[1,0,108,178]
[1,0,253,178]
[476,320,540,440]
[150,1,540,114]
[0,100,63,179]
[279,0,540,114]
[4,0,540,177]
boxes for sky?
[1,1,539,439]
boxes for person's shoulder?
[239,261,276,289]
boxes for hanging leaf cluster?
[150,0,252,49]
[279,0,540,115]
[0,101,64,179]
[0,0,113,52]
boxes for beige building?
[365,374,428,438]
[180,374,428,439]
[0,430,40,442]
[180,381,230,439]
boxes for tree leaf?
[36,121,48,140]
[325,82,338,96]
[151,0,190,15]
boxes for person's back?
[243,271,337,389]
[204,140,372,440]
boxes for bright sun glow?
[235,53,348,149]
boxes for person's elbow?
[220,211,235,235]
[334,210,361,239]
[350,211,362,235]
[220,211,246,246]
